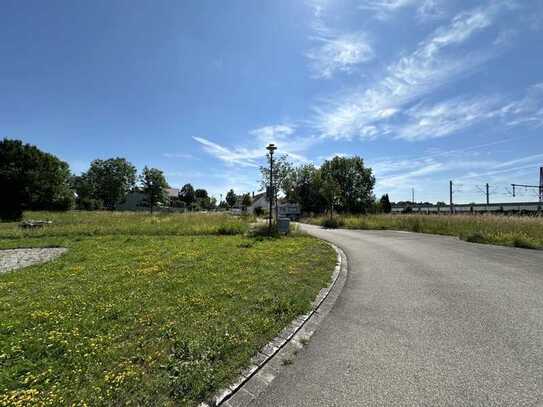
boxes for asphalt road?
[253,225,543,406]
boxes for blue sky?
[2,0,542,203]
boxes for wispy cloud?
[192,137,261,167]
[313,3,508,140]
[306,32,374,79]
[358,0,446,21]
[394,96,502,141]
[194,124,318,167]
[500,83,543,128]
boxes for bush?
[254,207,264,217]
[321,217,344,229]
[464,231,488,244]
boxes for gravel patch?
[0,248,67,274]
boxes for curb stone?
[200,242,349,407]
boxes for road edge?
[200,242,349,407]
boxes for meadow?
[305,214,543,250]
[0,211,336,406]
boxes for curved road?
[253,225,543,406]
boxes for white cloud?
[500,83,543,128]
[313,3,507,140]
[395,96,502,141]
[307,32,374,79]
[194,124,318,167]
[358,0,446,21]
[192,137,261,167]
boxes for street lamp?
[266,143,277,235]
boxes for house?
[248,191,269,214]
[117,188,181,211]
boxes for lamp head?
[266,143,277,153]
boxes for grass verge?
[304,214,543,250]
[0,212,335,406]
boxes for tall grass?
[0,211,252,238]
[304,214,543,249]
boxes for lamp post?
[266,143,277,235]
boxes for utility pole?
[411,188,415,204]
[486,183,490,205]
[266,144,277,235]
[449,180,453,214]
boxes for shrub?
[321,217,344,229]
[464,231,488,244]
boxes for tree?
[380,194,392,213]
[179,184,196,208]
[71,174,102,210]
[225,189,237,208]
[319,174,341,219]
[85,158,137,210]
[140,166,169,213]
[194,188,212,210]
[259,154,294,197]
[319,156,375,213]
[0,139,74,221]
[241,193,252,210]
[287,164,326,214]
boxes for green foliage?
[0,211,335,405]
[179,184,196,207]
[241,193,252,209]
[319,156,375,213]
[320,217,344,229]
[140,166,169,212]
[85,158,137,210]
[0,139,74,221]
[379,194,392,213]
[225,189,237,208]
[259,154,375,215]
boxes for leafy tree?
[70,174,102,210]
[179,184,196,208]
[259,154,294,197]
[241,193,252,209]
[140,166,169,213]
[0,139,74,221]
[194,188,212,210]
[218,200,229,210]
[287,164,326,213]
[319,173,341,219]
[380,194,392,213]
[85,158,137,210]
[319,156,375,213]
[225,189,237,208]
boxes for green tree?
[194,188,212,210]
[241,193,252,210]
[179,184,196,208]
[85,158,137,210]
[70,174,103,210]
[0,139,74,221]
[380,194,392,213]
[319,156,375,213]
[319,173,341,219]
[140,166,169,213]
[287,164,326,213]
[225,189,237,208]
[259,154,294,197]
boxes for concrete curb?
[200,242,349,407]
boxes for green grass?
[0,211,252,240]
[0,212,335,406]
[304,214,543,250]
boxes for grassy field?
[304,214,543,250]
[0,211,335,406]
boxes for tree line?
[1,138,394,221]
[259,154,391,216]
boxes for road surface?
[254,225,543,406]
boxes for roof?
[165,188,179,198]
